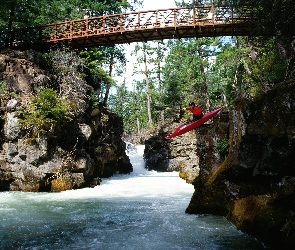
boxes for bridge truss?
[11,5,258,49]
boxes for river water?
[0,145,267,250]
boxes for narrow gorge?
[1,49,295,249]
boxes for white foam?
[8,144,193,202]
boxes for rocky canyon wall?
[186,80,295,248]
[0,50,132,192]
[144,79,295,248]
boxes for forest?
[0,0,294,136]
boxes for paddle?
[153,106,184,111]
[154,105,167,111]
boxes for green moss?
[215,139,229,155]
[51,178,68,191]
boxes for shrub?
[89,93,99,108]
[0,81,8,97]
[19,88,73,138]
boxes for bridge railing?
[10,5,257,47]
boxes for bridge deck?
[11,5,258,49]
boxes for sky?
[111,0,178,92]
[138,0,176,11]
[113,0,177,90]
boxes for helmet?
[189,102,195,106]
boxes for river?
[0,145,267,250]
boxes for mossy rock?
[51,177,72,191]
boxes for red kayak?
[165,106,223,139]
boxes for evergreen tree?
[162,38,217,111]
[0,0,143,48]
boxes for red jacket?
[186,106,202,116]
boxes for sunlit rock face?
[186,80,295,248]
[0,50,132,191]
[143,123,199,183]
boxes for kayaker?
[186,102,203,121]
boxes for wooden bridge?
[11,5,259,49]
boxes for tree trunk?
[136,116,140,134]
[157,43,164,125]
[143,43,152,124]
[5,2,16,47]
[285,51,295,80]
[198,47,210,111]
[103,49,113,106]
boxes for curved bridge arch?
[11,5,259,49]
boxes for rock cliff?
[144,124,199,183]
[185,80,295,249]
[0,49,132,192]
[143,80,295,248]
